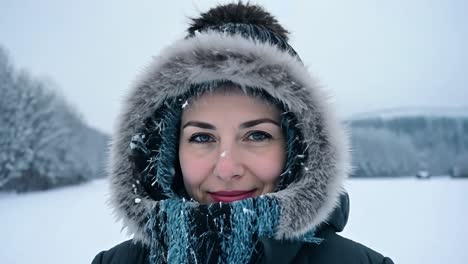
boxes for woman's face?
[179,91,286,203]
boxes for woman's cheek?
[247,153,284,183]
[181,155,212,186]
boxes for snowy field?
[1,178,467,264]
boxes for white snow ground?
[0,178,467,264]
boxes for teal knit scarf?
[146,196,280,263]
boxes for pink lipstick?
[209,190,256,203]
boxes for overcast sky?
[2,0,467,133]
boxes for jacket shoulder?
[91,239,148,264]
[295,232,394,264]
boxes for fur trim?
[108,31,351,244]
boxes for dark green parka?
[94,2,394,263]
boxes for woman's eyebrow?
[182,121,216,130]
[182,118,279,130]
[240,118,280,129]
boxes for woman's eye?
[189,133,215,143]
[246,131,272,141]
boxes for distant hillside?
[347,108,468,177]
[349,106,468,120]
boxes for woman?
[93,2,394,263]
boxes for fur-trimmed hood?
[108,30,351,247]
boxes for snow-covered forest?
[348,113,468,177]
[0,46,109,192]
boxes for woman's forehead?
[181,91,281,121]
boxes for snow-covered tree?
[0,46,100,192]
[351,127,419,177]
[451,153,468,178]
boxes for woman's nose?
[213,149,244,181]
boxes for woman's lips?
[209,190,256,203]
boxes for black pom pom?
[188,1,289,41]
